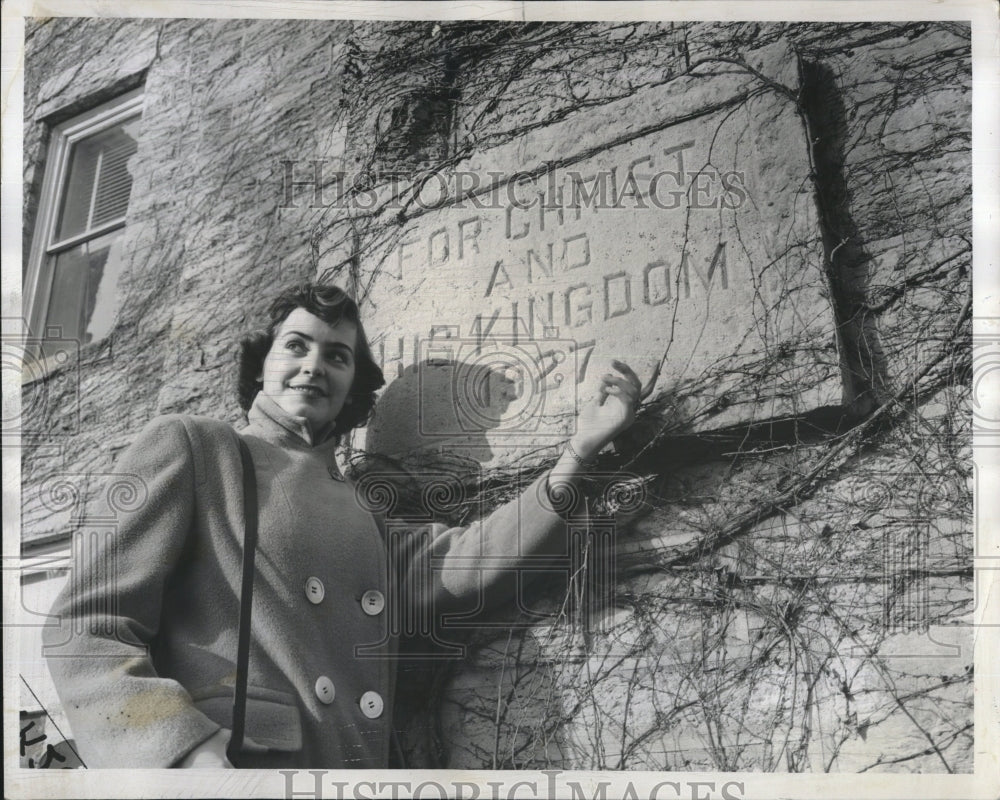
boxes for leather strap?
[227,437,258,767]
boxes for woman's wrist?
[546,437,599,495]
[567,435,603,464]
[565,438,598,467]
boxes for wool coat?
[43,393,567,768]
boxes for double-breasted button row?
[312,677,384,719]
[306,583,384,715]
[304,580,384,616]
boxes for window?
[24,89,143,360]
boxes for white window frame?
[24,88,144,368]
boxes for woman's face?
[259,307,358,431]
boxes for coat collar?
[246,393,345,479]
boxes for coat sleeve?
[395,471,576,620]
[43,415,222,768]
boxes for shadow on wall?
[366,359,519,469]
[799,58,888,412]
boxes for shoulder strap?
[227,437,258,767]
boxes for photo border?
[3,1,997,798]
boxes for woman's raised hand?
[569,359,649,461]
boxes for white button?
[360,589,385,616]
[305,577,325,604]
[359,690,384,719]
[315,676,335,704]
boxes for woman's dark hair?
[237,283,385,435]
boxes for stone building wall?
[18,18,971,773]
[21,18,356,543]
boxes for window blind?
[55,123,138,242]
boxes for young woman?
[44,283,644,769]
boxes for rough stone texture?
[19,20,971,774]
[355,40,839,472]
[21,18,356,542]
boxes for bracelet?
[565,440,596,466]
